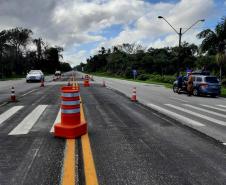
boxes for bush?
[137,74,150,81]
[221,79,226,87]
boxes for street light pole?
[158,16,205,75]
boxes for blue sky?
[0,0,225,66]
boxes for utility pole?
[158,16,205,75]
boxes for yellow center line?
[81,101,99,185]
[62,139,76,185]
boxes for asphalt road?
[1,71,226,185]
[81,82,226,185]
[78,72,226,144]
[0,75,54,104]
[0,83,65,185]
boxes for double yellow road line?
[61,100,98,185]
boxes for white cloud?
[0,0,221,66]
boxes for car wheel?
[173,85,178,93]
[193,88,199,96]
[211,94,216,98]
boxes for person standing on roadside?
[187,72,193,96]
[177,72,183,94]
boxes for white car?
[26,70,44,82]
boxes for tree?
[0,30,9,78]
[197,17,226,80]
[33,38,44,62]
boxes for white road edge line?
[217,105,226,108]
[183,104,226,118]
[147,103,205,127]
[200,104,226,112]
[170,97,188,103]
[0,106,24,125]
[165,104,226,126]
[21,89,38,97]
[50,109,61,133]
[9,105,48,135]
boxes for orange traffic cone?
[11,86,16,102]
[40,79,44,87]
[131,87,137,102]
[102,80,106,87]
[54,86,87,138]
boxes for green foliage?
[137,74,150,81]
[221,79,226,87]
[0,27,71,78]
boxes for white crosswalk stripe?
[165,104,226,126]
[200,104,226,112]
[147,103,205,127]
[183,104,226,118]
[0,106,24,126]
[9,105,48,135]
[50,109,61,133]
[217,105,226,108]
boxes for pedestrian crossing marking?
[183,104,226,118]
[147,103,205,127]
[200,104,226,112]
[0,106,24,126]
[50,109,61,133]
[217,105,226,108]
[165,104,226,126]
[9,105,48,135]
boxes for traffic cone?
[102,80,106,87]
[131,87,137,102]
[54,87,87,138]
[11,86,16,102]
[40,79,44,87]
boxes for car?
[173,74,221,97]
[173,76,188,93]
[26,70,44,82]
[55,71,61,76]
[192,75,221,97]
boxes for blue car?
[192,75,221,97]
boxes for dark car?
[173,76,188,93]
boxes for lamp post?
[158,16,205,47]
[158,16,204,75]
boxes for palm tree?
[197,17,226,80]
[33,38,44,62]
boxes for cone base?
[131,96,137,102]
[54,122,87,139]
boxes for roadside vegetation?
[0,27,71,79]
[77,17,226,96]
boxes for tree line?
[0,27,71,78]
[77,17,226,83]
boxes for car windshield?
[205,77,218,83]
[29,71,41,74]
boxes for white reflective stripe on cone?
[62,100,80,105]
[61,92,80,97]
[61,108,80,114]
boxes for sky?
[0,0,225,67]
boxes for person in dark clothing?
[177,73,183,94]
